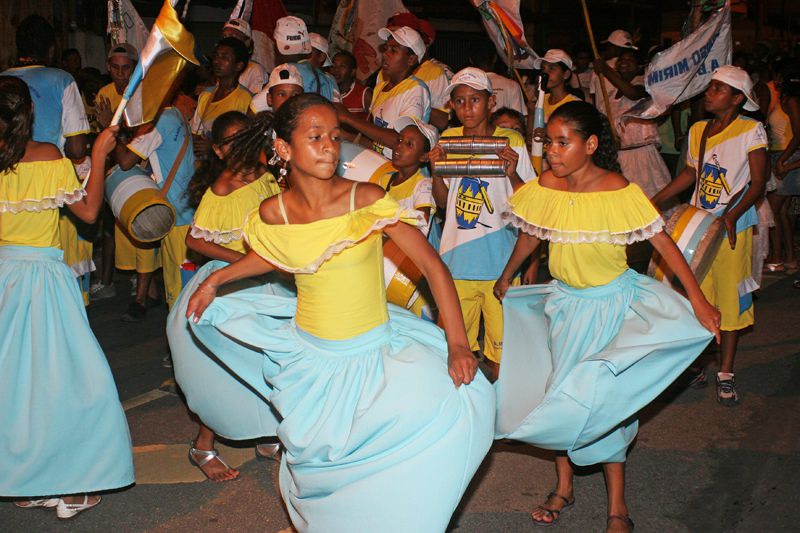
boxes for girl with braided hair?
[0,76,133,518]
[493,101,720,533]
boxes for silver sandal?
[188,441,237,481]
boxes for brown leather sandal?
[531,491,575,527]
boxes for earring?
[279,166,288,177]
[268,150,282,166]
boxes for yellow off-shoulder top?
[244,194,422,340]
[505,179,664,288]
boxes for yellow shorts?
[700,228,754,331]
[161,224,192,310]
[454,278,517,364]
[114,223,160,273]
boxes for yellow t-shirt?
[96,82,123,110]
[190,84,252,136]
[244,194,421,339]
[191,173,280,254]
[0,158,84,248]
[507,179,663,288]
[543,93,581,122]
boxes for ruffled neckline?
[504,179,664,245]
[0,158,85,214]
[244,194,423,273]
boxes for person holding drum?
[429,67,535,382]
[493,100,719,533]
[0,76,134,518]
[652,66,768,406]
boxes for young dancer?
[493,101,719,533]
[171,93,494,531]
[652,66,768,405]
[0,76,133,518]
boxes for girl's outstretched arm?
[185,232,246,264]
[649,231,721,343]
[186,250,275,322]
[493,232,541,301]
[384,221,475,388]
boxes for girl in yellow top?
[176,111,283,482]
[0,76,133,518]
[493,101,719,533]
[169,94,494,532]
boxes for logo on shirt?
[455,177,494,229]
[698,155,730,210]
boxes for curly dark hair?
[16,15,55,64]
[225,93,337,177]
[0,76,34,174]
[549,100,621,173]
[216,37,251,69]
[186,111,251,208]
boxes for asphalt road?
[2,273,799,532]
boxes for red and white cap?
[274,16,312,56]
[378,26,426,64]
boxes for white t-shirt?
[589,57,618,114]
[239,61,268,94]
[438,126,537,280]
[487,72,527,116]
[369,76,431,158]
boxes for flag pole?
[579,0,618,143]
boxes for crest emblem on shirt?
[698,156,729,210]
[455,177,494,229]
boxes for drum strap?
[693,121,712,208]
[158,117,191,200]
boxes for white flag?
[107,0,149,52]
[472,0,537,69]
[624,4,731,121]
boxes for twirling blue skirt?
[495,269,713,465]
[0,246,134,497]
[169,262,495,532]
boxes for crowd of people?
[1,8,797,533]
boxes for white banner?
[624,4,731,120]
[472,0,537,69]
[107,0,149,52]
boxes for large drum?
[648,204,725,287]
[337,141,395,184]
[383,239,423,309]
[105,165,176,242]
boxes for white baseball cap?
[274,16,312,56]
[224,18,252,39]
[108,43,138,62]
[267,63,304,91]
[444,67,493,95]
[711,65,759,112]
[602,29,638,50]
[309,33,332,67]
[394,115,439,150]
[378,26,426,64]
[534,49,573,70]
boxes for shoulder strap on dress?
[349,182,359,212]
[277,193,289,224]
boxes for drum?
[105,165,176,242]
[337,141,395,183]
[383,239,423,309]
[648,204,725,286]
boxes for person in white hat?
[534,49,582,124]
[470,47,527,118]
[429,66,537,381]
[590,29,639,111]
[272,16,340,103]
[652,65,768,407]
[223,18,269,94]
[309,32,332,70]
[249,63,304,114]
[337,26,431,159]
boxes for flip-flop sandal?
[607,514,635,532]
[531,491,575,527]
[188,441,239,482]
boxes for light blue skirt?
[496,269,713,466]
[0,246,134,497]
[167,260,295,439]
[174,262,495,532]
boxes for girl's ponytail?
[0,76,34,174]
[549,100,621,173]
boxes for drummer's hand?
[532,127,547,144]
[193,135,211,157]
[497,145,519,179]
[428,144,446,171]
[186,281,217,323]
[775,159,787,179]
[720,212,737,249]
[691,295,721,344]
[493,276,511,301]
[448,345,478,388]
[95,96,113,129]
[92,126,120,159]
[593,58,610,75]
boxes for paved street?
[2,273,799,532]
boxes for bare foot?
[189,447,240,482]
[531,491,574,525]
[607,515,634,533]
